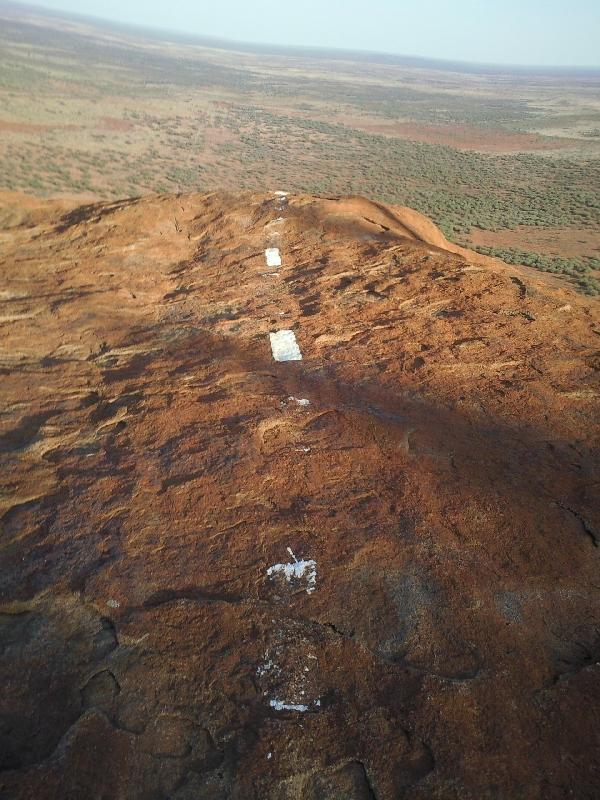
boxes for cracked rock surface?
[0,189,599,799]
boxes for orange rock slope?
[0,189,599,799]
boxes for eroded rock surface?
[0,190,599,799]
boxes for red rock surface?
[0,189,599,799]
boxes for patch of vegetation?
[474,245,600,295]
[214,107,600,237]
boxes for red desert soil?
[0,119,51,134]
[469,224,600,259]
[335,118,582,152]
[98,116,136,132]
[0,189,599,799]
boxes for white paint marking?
[265,248,282,268]
[288,396,310,406]
[269,330,302,362]
[267,548,316,594]
[269,699,309,712]
[268,696,320,712]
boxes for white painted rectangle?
[265,248,282,268]
[269,330,302,362]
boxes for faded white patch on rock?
[256,620,321,715]
[256,657,280,678]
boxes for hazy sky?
[19,0,600,67]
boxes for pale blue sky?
[18,0,600,67]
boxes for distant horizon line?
[2,0,600,75]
